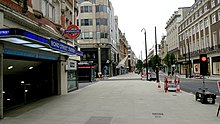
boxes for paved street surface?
[0,73,220,124]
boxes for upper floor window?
[81,19,93,26]
[42,0,55,21]
[78,0,96,4]
[96,32,108,39]
[199,8,203,16]
[204,4,208,12]
[96,18,108,25]
[212,13,216,24]
[211,0,215,8]
[81,32,93,39]
[218,10,220,20]
[81,6,92,13]
[96,5,107,12]
[200,20,204,30]
[205,18,209,27]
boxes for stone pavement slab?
[0,73,220,124]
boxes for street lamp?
[141,28,148,80]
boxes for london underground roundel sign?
[65,24,81,39]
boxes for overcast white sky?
[110,0,195,59]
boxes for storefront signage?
[24,32,48,44]
[76,51,83,56]
[0,28,83,56]
[65,24,81,39]
[67,60,77,70]
[50,39,76,55]
[0,30,10,35]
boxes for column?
[0,10,4,118]
[209,57,213,76]
[0,45,3,119]
[98,47,101,73]
[57,56,67,95]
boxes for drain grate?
[85,116,112,124]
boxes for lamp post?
[155,27,159,83]
[141,28,148,80]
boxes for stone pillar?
[98,47,101,73]
[209,57,213,76]
[0,45,3,119]
[0,9,4,119]
[0,9,4,28]
[57,56,67,95]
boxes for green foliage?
[148,55,161,71]
[135,60,143,71]
[163,53,176,71]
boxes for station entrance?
[3,56,58,111]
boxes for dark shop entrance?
[3,56,58,111]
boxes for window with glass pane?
[49,3,54,21]
[96,32,100,39]
[211,0,215,8]
[42,0,47,16]
[89,32,93,39]
[212,14,216,24]
[218,10,220,20]
[84,32,89,39]
[213,32,217,46]
[80,32,84,39]
[100,32,105,38]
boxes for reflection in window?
[42,0,55,21]
[81,32,93,39]
[96,18,108,25]
[81,19,93,26]
[96,5,107,12]
[80,6,92,13]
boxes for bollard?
[217,104,220,117]
[164,77,168,92]
[176,77,180,92]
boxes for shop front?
[0,28,83,117]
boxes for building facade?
[0,0,82,118]
[116,29,129,74]
[178,0,220,76]
[128,45,136,72]
[77,0,119,77]
[165,7,191,74]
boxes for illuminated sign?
[65,24,81,39]
[50,39,76,55]
[0,30,10,36]
[24,32,48,44]
[0,28,83,56]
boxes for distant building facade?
[77,0,119,77]
[178,0,220,76]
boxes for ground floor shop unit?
[80,48,118,78]
[178,53,220,77]
[0,28,83,118]
[3,58,58,110]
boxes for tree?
[164,53,176,72]
[148,55,161,71]
[135,60,143,71]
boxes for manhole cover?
[85,116,112,124]
[152,113,164,118]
